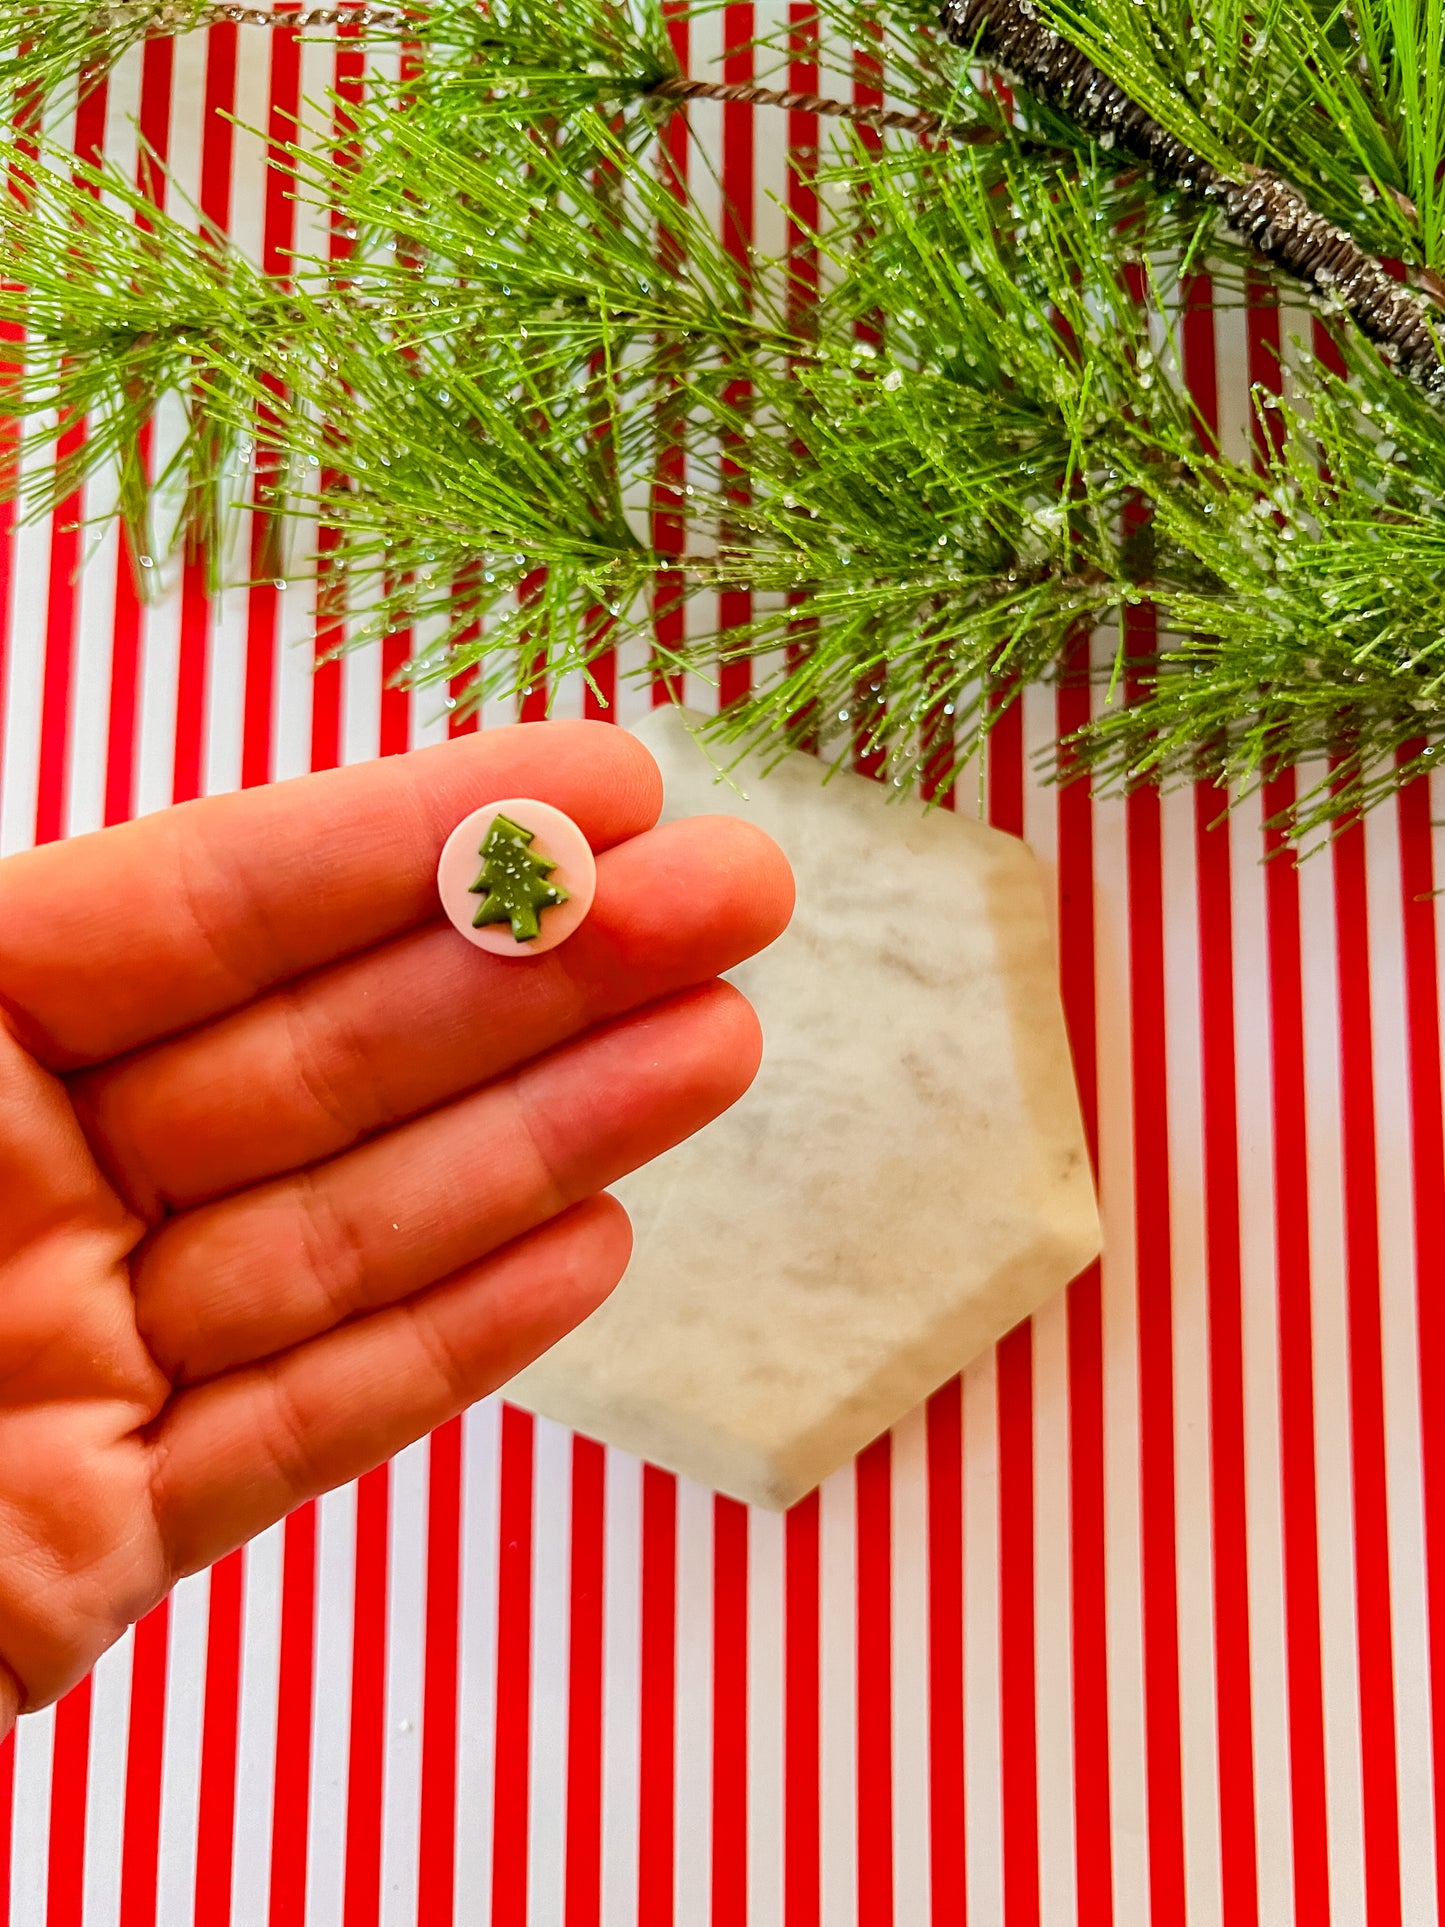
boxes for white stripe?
[611,633,659,733]
[0,445,56,856]
[1032,1290,1076,1927]
[1296,806,1368,1926]
[230,1523,284,1927]
[1229,786,1295,1925]
[1021,677,1079,1927]
[1367,790,1440,1926]
[305,1481,358,1927]
[154,1568,211,1927]
[273,574,318,781]
[65,484,122,839]
[82,1634,134,1927]
[167,14,210,174]
[132,394,187,817]
[409,614,452,748]
[526,1418,574,1927]
[818,1461,859,1927]
[961,1352,1001,1927]
[673,1474,715,1922]
[9,1705,54,1927]
[1092,766,1149,1923]
[343,634,383,766]
[455,1398,502,1911]
[230,25,275,268]
[599,1452,642,1926]
[1161,776,1225,1927]
[890,1404,931,1927]
[380,1438,428,1927]
[747,1507,786,1927]
[205,583,250,798]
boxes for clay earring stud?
[437,798,597,956]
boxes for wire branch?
[646,74,1000,147]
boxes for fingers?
[0,720,662,1070]
[0,1657,21,1737]
[73,816,794,1214]
[149,1196,631,1579]
[133,983,761,1383]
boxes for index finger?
[0,719,662,1069]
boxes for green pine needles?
[4,0,1445,841]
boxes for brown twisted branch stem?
[941,0,1445,390]
[645,74,998,148]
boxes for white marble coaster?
[509,708,1100,1509]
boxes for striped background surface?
[3,13,1445,1924]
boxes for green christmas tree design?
[469,813,569,942]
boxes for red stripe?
[1248,275,1329,1925]
[106,422,147,826]
[33,358,86,833]
[343,1464,391,1927]
[34,72,108,848]
[926,1379,966,1924]
[194,1550,245,1926]
[312,14,366,776]
[1397,755,1445,1884]
[1196,785,1260,1927]
[784,1491,821,1927]
[638,1464,678,1927]
[381,624,411,757]
[1310,314,1405,1927]
[712,1498,750,1924]
[119,1602,171,1927]
[582,623,615,723]
[0,1732,12,1923]
[0,313,17,820]
[136,35,175,212]
[996,1329,1039,1927]
[491,1406,535,1927]
[268,1503,317,1926]
[781,7,819,716]
[856,1433,894,1927]
[172,22,237,807]
[1123,595,1187,1927]
[34,407,85,846]
[242,11,303,791]
[199,21,237,224]
[716,4,754,710]
[651,2,689,706]
[1181,273,1260,1927]
[46,1677,92,1927]
[987,697,1041,1927]
[787,3,819,303]
[1332,805,1404,1927]
[312,523,344,772]
[563,1436,606,1927]
[1055,624,1113,1923]
[418,1418,462,1927]
[1262,766,1332,1927]
[173,559,211,804]
[106,34,178,825]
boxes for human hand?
[0,720,793,1737]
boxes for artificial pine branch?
[4,0,1445,840]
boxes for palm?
[0,721,791,1734]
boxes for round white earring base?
[436,797,598,956]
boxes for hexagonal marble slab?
[508,707,1100,1508]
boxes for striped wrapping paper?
[2,14,1444,1927]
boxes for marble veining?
[510,708,1101,1509]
